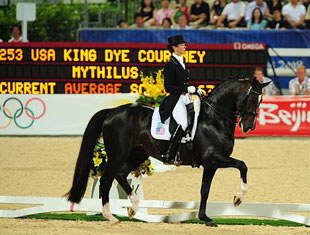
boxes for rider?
[159,34,204,165]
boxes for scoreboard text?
[0,42,267,94]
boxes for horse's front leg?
[217,156,248,207]
[232,158,248,207]
[198,167,218,227]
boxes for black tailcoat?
[159,55,190,122]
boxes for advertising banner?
[235,96,310,137]
[0,94,138,135]
[1,95,309,136]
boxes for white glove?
[197,88,205,96]
[187,86,196,94]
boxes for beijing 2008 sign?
[0,42,267,94]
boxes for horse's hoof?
[103,213,120,225]
[205,221,218,227]
[110,219,120,226]
[233,195,242,207]
[127,207,136,218]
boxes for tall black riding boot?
[186,103,200,167]
[163,124,184,165]
[186,103,195,134]
[185,103,195,150]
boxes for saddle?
[151,96,201,167]
[150,107,198,143]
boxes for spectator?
[162,17,173,28]
[137,0,156,26]
[117,19,129,28]
[154,0,174,26]
[8,24,22,43]
[0,38,3,42]
[289,65,310,95]
[254,68,280,95]
[247,7,268,29]
[282,0,306,29]
[131,13,145,28]
[245,0,269,22]
[172,0,190,24]
[189,0,210,28]
[172,14,192,29]
[216,0,246,28]
[266,9,289,29]
[265,0,283,19]
[210,0,228,25]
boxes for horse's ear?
[262,81,272,88]
[251,76,258,85]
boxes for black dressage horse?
[66,76,269,226]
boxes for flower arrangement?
[131,159,153,177]
[90,142,108,178]
[136,69,166,107]
[90,142,153,178]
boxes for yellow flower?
[93,152,103,167]
[139,69,166,99]
[147,163,154,176]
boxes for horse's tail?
[65,109,109,203]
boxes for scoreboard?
[0,42,267,94]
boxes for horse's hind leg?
[115,150,148,218]
[100,170,120,224]
[100,125,134,223]
[99,151,130,223]
[115,168,140,218]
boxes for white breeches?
[172,94,192,131]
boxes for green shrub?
[0,2,124,42]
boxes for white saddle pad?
[151,107,199,142]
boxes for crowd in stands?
[253,66,310,96]
[115,0,310,96]
[117,0,310,30]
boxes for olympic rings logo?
[0,97,46,129]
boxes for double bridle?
[202,86,262,125]
[237,86,262,118]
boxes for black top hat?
[167,35,186,46]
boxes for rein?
[201,86,262,125]
[201,98,238,125]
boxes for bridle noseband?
[237,86,262,119]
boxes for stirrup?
[166,159,181,166]
[162,153,182,166]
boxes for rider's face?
[173,43,186,56]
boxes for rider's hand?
[187,86,196,94]
[197,88,206,96]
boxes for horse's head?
[236,77,269,134]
